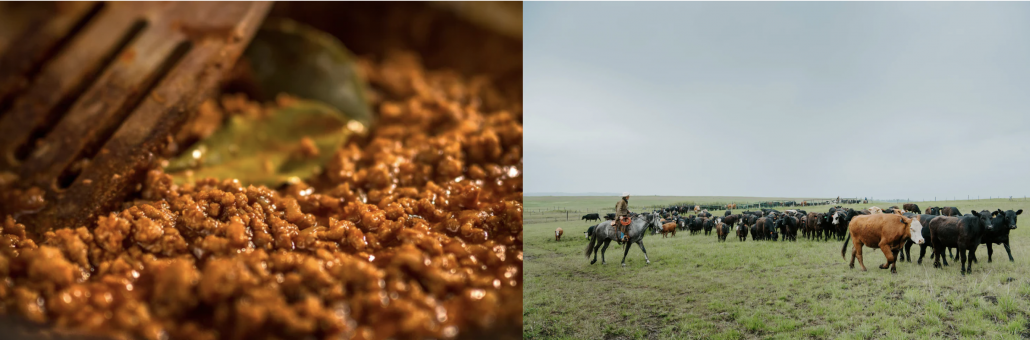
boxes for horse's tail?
[584,232,597,259]
[840,231,851,259]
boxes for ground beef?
[0,51,522,340]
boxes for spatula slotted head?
[0,1,272,234]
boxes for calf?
[661,222,677,238]
[585,225,595,239]
[582,213,601,222]
[736,224,748,242]
[799,215,809,239]
[555,228,564,241]
[841,214,924,273]
[929,210,993,275]
[980,209,1022,262]
[716,222,730,242]
[924,207,940,215]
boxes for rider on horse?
[614,192,631,243]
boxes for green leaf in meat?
[165,99,356,186]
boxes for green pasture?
[524,196,1030,339]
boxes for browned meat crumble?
[0,52,523,340]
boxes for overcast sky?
[524,2,1030,200]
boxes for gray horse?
[584,212,661,266]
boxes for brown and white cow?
[841,213,925,273]
[555,228,563,241]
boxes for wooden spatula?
[0,1,272,234]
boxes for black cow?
[929,210,994,275]
[676,216,690,231]
[940,207,961,217]
[690,217,705,235]
[898,212,959,265]
[924,207,941,215]
[766,216,780,241]
[817,212,835,241]
[585,225,596,239]
[725,210,732,216]
[704,218,716,236]
[832,209,860,241]
[898,213,956,265]
[605,213,616,220]
[582,213,600,222]
[752,218,766,241]
[779,216,798,241]
[903,204,921,213]
[722,214,740,228]
[979,209,1022,263]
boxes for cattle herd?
[575,203,1021,276]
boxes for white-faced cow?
[841,214,924,274]
[898,213,957,265]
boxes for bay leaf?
[242,18,372,125]
[165,99,354,186]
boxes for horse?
[584,212,661,266]
[555,228,563,241]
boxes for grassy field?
[524,196,1030,339]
